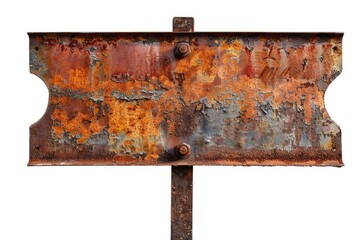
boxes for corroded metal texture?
[29,32,343,166]
[171,166,192,240]
[171,19,193,240]
[173,17,194,32]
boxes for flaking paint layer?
[29,32,343,166]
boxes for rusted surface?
[171,19,193,240]
[29,31,343,166]
[171,166,192,240]
[173,17,194,33]
[175,42,191,58]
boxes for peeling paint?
[29,32,343,166]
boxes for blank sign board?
[29,31,342,166]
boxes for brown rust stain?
[29,32,343,166]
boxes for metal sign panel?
[29,31,342,166]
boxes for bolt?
[178,44,189,55]
[175,42,191,58]
[176,142,191,158]
[178,145,189,155]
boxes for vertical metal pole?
[171,17,194,240]
[171,166,193,240]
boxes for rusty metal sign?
[29,17,343,240]
[29,28,342,166]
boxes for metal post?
[171,17,194,240]
[171,166,193,240]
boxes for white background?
[0,0,359,239]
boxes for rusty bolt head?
[176,142,191,158]
[175,42,191,58]
[178,145,189,155]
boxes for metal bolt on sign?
[175,42,191,58]
[28,17,343,239]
